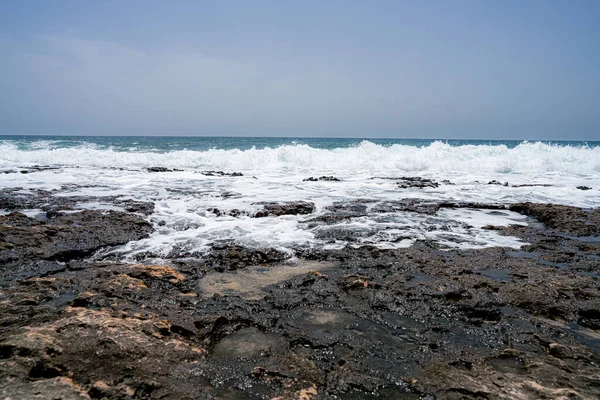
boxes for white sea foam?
[1,140,599,176]
[1,140,598,258]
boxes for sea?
[1,135,599,261]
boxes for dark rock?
[221,191,241,198]
[512,183,553,188]
[204,244,291,271]
[45,209,63,219]
[1,201,600,399]
[0,210,153,282]
[0,189,155,222]
[201,170,243,177]
[390,177,439,189]
[371,199,442,214]
[207,208,245,217]
[114,199,155,215]
[253,201,315,217]
[303,176,340,182]
[17,165,61,174]
[301,201,369,225]
[510,202,600,236]
[439,201,507,211]
[0,188,53,211]
[578,307,600,329]
[577,186,592,190]
[146,167,173,172]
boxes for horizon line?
[0,133,599,143]
[1,133,599,143]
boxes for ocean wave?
[0,140,599,176]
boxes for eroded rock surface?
[146,167,183,172]
[1,196,599,399]
[372,176,440,189]
[201,170,243,177]
[254,200,316,217]
[510,202,600,236]
[0,210,153,282]
[0,188,155,218]
[303,176,340,182]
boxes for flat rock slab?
[510,202,600,236]
[253,200,315,217]
[0,210,153,281]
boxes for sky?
[0,0,599,139]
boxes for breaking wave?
[0,140,599,176]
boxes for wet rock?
[0,210,153,282]
[395,177,439,189]
[372,176,439,188]
[146,167,173,172]
[207,207,245,217]
[303,176,340,182]
[578,307,600,329]
[371,199,442,214]
[0,188,151,216]
[221,191,241,198]
[0,305,209,399]
[114,199,155,215]
[18,165,61,174]
[204,244,291,271]
[398,178,438,189]
[439,201,508,211]
[512,183,553,188]
[45,209,63,219]
[489,180,509,186]
[201,170,243,177]
[547,342,599,362]
[0,377,91,400]
[306,200,508,226]
[254,201,315,217]
[302,214,361,225]
[313,226,374,242]
[301,201,369,225]
[1,200,600,399]
[0,188,53,211]
[510,202,600,236]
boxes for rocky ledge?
[0,197,599,399]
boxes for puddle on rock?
[408,272,437,284]
[212,327,288,358]
[197,260,336,300]
[477,268,513,282]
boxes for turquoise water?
[1,135,598,152]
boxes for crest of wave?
[0,140,598,176]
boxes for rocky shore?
[1,188,599,399]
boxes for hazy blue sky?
[1,0,599,139]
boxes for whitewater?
[1,137,599,261]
